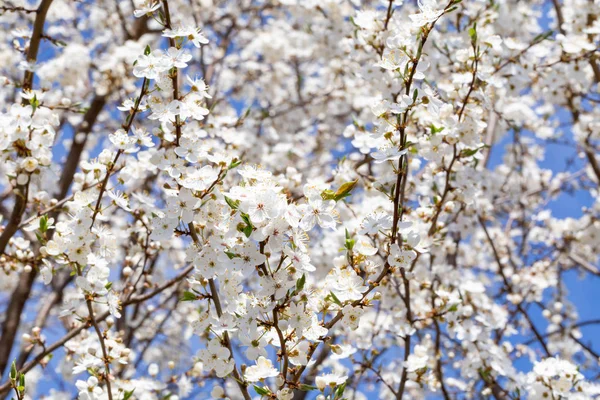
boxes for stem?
[76,266,114,400]
[188,222,252,400]
[90,78,148,230]
[0,264,195,396]
[161,0,182,146]
[0,0,54,379]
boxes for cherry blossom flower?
[298,198,337,231]
[75,376,103,400]
[133,52,170,79]
[387,244,416,269]
[244,356,279,382]
[133,0,161,17]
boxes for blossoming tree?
[0,0,599,399]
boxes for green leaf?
[181,291,198,302]
[253,385,271,396]
[239,213,254,238]
[296,274,306,293]
[461,146,484,157]
[322,179,360,202]
[299,384,318,391]
[242,224,253,238]
[430,124,444,134]
[228,159,242,170]
[345,238,355,251]
[9,361,17,381]
[39,215,48,232]
[105,281,113,291]
[333,179,359,201]
[224,251,237,259]
[329,291,343,306]
[335,382,347,399]
[468,23,477,44]
[224,196,240,210]
[29,94,39,113]
[240,213,252,226]
[321,189,336,201]
[533,30,553,43]
[479,368,491,381]
[123,389,135,400]
[144,45,151,55]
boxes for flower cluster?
[0,0,599,399]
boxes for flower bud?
[148,363,159,377]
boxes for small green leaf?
[329,291,343,306]
[468,23,477,44]
[123,389,135,400]
[253,385,271,396]
[461,146,484,157]
[39,215,48,232]
[224,251,237,259]
[144,45,151,55]
[299,384,318,391]
[533,30,553,43]
[321,189,336,201]
[335,382,347,399]
[430,124,444,134]
[181,291,198,302]
[242,224,253,238]
[333,179,359,201]
[296,274,306,293]
[224,196,239,210]
[9,361,17,381]
[239,213,254,238]
[29,94,39,113]
[228,159,242,170]
[345,238,355,251]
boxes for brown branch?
[0,5,37,14]
[76,266,114,400]
[428,145,458,236]
[478,217,551,357]
[161,0,182,146]
[90,78,148,229]
[0,0,54,379]
[0,264,195,396]
[188,222,252,400]
[57,95,107,200]
[395,268,413,400]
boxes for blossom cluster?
[0,0,599,399]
